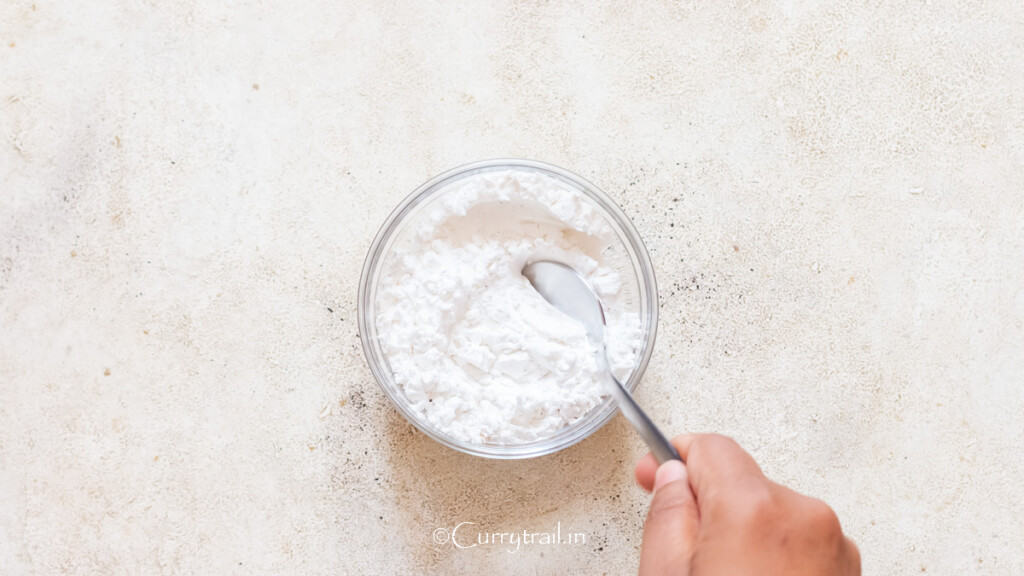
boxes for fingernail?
[654,460,688,492]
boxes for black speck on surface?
[350,390,367,409]
[327,307,333,313]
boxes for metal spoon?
[522,260,681,463]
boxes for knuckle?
[729,482,778,526]
[748,485,779,521]
[692,434,741,458]
[805,498,843,536]
[845,537,862,572]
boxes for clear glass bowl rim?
[357,158,659,459]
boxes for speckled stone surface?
[2,2,1022,574]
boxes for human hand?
[634,434,861,575]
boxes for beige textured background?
[2,1,1023,574]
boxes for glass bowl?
[357,159,658,459]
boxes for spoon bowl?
[522,260,681,463]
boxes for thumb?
[639,460,699,576]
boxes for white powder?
[376,168,643,444]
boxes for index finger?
[635,434,765,501]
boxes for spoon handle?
[605,372,681,464]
